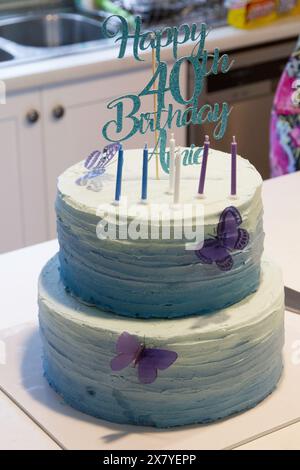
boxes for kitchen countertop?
[0,171,299,450]
[0,16,299,94]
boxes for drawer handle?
[26,109,40,124]
[52,105,65,120]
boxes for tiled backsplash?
[0,0,72,12]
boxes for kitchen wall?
[0,0,71,12]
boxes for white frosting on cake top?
[58,147,263,227]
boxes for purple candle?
[231,136,237,196]
[197,135,210,196]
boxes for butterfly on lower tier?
[76,143,121,191]
[195,206,249,272]
[110,332,178,384]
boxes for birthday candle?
[141,144,148,201]
[169,133,176,194]
[197,135,210,197]
[173,150,181,205]
[231,136,237,196]
[115,144,124,202]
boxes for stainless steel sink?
[0,48,13,62]
[0,13,105,48]
[0,11,113,66]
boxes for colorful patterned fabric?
[270,37,300,177]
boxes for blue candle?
[141,144,148,201]
[115,144,124,202]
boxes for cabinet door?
[42,65,187,238]
[0,91,46,253]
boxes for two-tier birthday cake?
[38,146,285,428]
[38,13,284,429]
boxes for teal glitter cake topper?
[101,15,234,173]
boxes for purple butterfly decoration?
[76,143,120,191]
[110,332,178,384]
[195,206,249,272]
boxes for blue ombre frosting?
[56,148,264,319]
[38,147,284,428]
[39,255,284,428]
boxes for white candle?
[231,136,237,197]
[169,133,176,194]
[173,150,181,205]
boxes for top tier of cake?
[56,147,264,319]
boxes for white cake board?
[0,312,300,450]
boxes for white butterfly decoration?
[76,143,121,192]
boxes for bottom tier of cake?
[38,255,285,428]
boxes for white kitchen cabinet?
[0,90,47,253]
[42,64,187,238]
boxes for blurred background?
[0,0,299,253]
